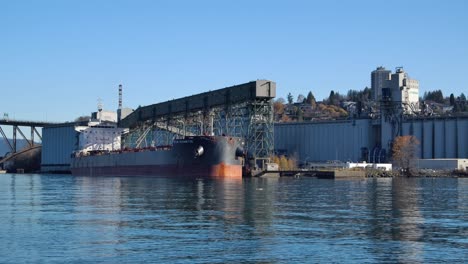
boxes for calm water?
[0,174,466,263]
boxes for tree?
[362,86,372,101]
[449,93,455,106]
[425,90,444,104]
[279,155,289,170]
[273,99,285,117]
[287,156,297,170]
[328,90,337,105]
[306,91,317,109]
[75,116,90,122]
[392,136,420,176]
[460,93,466,101]
[297,108,304,122]
[347,89,359,101]
[271,156,281,167]
[287,93,293,105]
[453,102,460,112]
[280,114,291,122]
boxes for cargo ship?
[71,135,245,178]
[69,116,245,178]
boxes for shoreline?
[365,169,468,178]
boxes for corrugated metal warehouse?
[275,117,468,164]
[401,117,468,159]
[41,123,78,173]
[274,119,377,162]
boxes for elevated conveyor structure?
[120,80,276,171]
[0,118,58,172]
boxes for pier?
[258,169,366,179]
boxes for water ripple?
[0,175,466,263]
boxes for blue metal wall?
[274,119,374,162]
[275,117,468,163]
[41,124,78,172]
[402,117,468,159]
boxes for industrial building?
[41,123,78,172]
[371,66,391,101]
[275,119,378,163]
[40,69,467,173]
[275,66,467,167]
[275,116,468,164]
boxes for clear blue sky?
[1,0,467,122]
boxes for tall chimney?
[118,84,123,110]
[117,84,123,123]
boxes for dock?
[258,169,366,179]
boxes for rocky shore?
[365,169,468,178]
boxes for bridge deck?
[0,119,58,127]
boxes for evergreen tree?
[328,90,336,105]
[287,93,293,105]
[449,93,455,106]
[306,91,317,109]
[425,90,444,104]
[453,102,460,112]
[460,93,466,101]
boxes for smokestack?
[118,84,122,110]
[117,84,123,123]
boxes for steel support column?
[0,126,14,152]
[13,125,17,153]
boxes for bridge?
[0,118,58,169]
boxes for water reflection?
[0,175,466,263]
[392,178,424,264]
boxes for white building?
[417,159,468,171]
[346,162,392,171]
[385,67,420,114]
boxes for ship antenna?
[98,98,103,112]
[98,98,103,123]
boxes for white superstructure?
[75,120,128,153]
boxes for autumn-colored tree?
[280,114,291,122]
[392,136,420,176]
[271,155,281,166]
[279,155,289,170]
[287,156,297,170]
[272,155,298,170]
[273,101,285,115]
